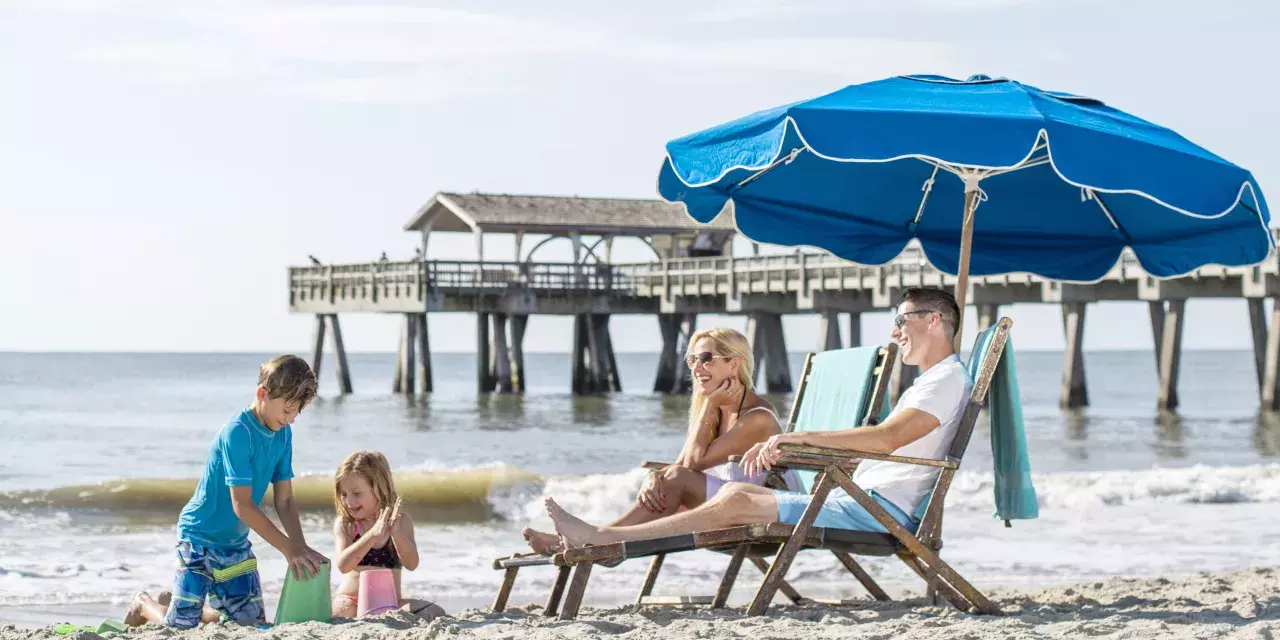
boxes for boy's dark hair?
[258,355,318,409]
[900,287,961,339]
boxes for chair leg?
[750,558,806,604]
[712,545,749,609]
[558,563,594,621]
[896,552,970,612]
[493,567,518,612]
[747,474,835,615]
[544,566,571,617]
[635,554,665,606]
[832,551,890,601]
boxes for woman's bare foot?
[123,592,154,627]
[544,498,605,548]
[522,527,563,555]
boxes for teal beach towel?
[967,328,1039,523]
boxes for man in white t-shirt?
[546,287,971,546]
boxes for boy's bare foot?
[157,591,172,607]
[123,591,153,627]
[544,498,604,548]
[521,527,562,555]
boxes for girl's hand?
[369,507,393,545]
[706,377,743,409]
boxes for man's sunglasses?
[894,309,936,328]
[686,352,732,368]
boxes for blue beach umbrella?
[657,74,1271,340]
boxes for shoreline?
[5,566,1277,639]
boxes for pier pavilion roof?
[403,192,736,236]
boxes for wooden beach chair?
[537,319,1014,620]
[490,343,898,617]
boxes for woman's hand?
[636,470,668,513]
[705,377,744,409]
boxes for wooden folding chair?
[541,319,1013,620]
[490,343,897,618]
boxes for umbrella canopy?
[657,74,1271,297]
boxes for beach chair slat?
[712,545,749,608]
[635,554,666,605]
[637,595,716,606]
[775,444,958,469]
[833,551,891,601]
[544,566,571,617]
[746,471,837,615]
[492,567,518,612]
[748,557,807,604]
[557,562,593,621]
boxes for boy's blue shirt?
[177,408,294,550]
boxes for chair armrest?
[777,444,957,470]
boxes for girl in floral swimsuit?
[331,451,444,619]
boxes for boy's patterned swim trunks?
[164,540,264,628]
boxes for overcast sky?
[2,0,1277,354]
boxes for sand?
[4,566,1278,640]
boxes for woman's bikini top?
[352,519,401,569]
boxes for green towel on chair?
[966,328,1039,523]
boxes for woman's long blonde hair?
[685,327,756,429]
[333,450,399,524]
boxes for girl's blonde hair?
[333,450,399,524]
[685,327,755,429]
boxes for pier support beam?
[416,314,432,394]
[977,304,1000,333]
[311,314,353,394]
[747,312,792,393]
[848,312,862,349]
[399,314,417,395]
[1060,302,1089,408]
[477,313,526,394]
[573,313,621,394]
[818,311,842,351]
[654,313,697,394]
[477,313,494,394]
[1254,298,1280,411]
[1149,300,1186,411]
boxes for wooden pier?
[290,192,1280,411]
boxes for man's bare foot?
[123,591,153,627]
[522,527,562,555]
[544,498,605,548]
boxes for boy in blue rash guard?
[123,355,329,628]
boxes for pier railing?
[289,237,1280,314]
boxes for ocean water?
[1,349,1279,622]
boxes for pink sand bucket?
[356,569,399,617]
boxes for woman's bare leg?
[550,482,778,547]
[524,467,710,553]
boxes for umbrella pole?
[953,186,980,353]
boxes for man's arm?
[791,408,941,454]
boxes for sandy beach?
[5,565,1277,639]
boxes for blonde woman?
[523,328,799,554]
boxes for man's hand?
[705,377,744,409]
[286,542,329,581]
[636,470,667,513]
[741,433,796,476]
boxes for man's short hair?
[258,355,318,409]
[900,287,960,339]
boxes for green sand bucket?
[53,619,126,636]
[274,562,332,624]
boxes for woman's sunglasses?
[686,352,732,368]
